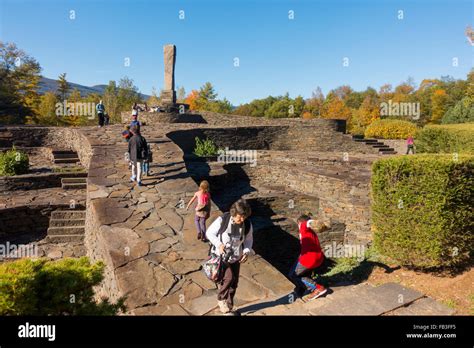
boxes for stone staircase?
[52,149,80,164]
[46,209,86,243]
[351,135,396,155]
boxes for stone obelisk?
[160,44,177,105]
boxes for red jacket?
[298,220,324,269]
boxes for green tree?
[0,41,41,123]
[441,97,474,124]
[103,81,120,123]
[117,76,141,112]
[56,73,70,102]
[35,92,60,126]
[199,82,217,101]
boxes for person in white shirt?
[206,199,253,315]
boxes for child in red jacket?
[289,215,328,301]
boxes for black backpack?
[208,212,252,256]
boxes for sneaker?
[137,181,142,187]
[306,285,328,301]
[224,310,240,316]
[218,300,230,314]
[130,176,136,182]
[197,234,202,240]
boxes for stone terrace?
[81,123,297,315]
[0,113,456,315]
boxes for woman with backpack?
[206,199,253,316]
[128,124,148,187]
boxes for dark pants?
[288,259,318,296]
[218,261,241,309]
[194,215,207,236]
[98,112,105,126]
[406,145,415,154]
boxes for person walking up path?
[186,180,211,242]
[128,125,148,187]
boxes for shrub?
[0,257,126,315]
[193,137,219,157]
[371,154,473,269]
[416,123,474,154]
[364,119,419,139]
[0,147,29,176]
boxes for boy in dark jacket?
[289,215,328,301]
[128,125,148,186]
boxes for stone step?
[378,148,396,153]
[51,210,86,219]
[47,234,85,243]
[371,144,390,148]
[309,282,424,316]
[61,177,87,184]
[53,152,80,159]
[47,226,85,236]
[54,158,80,164]
[49,219,85,227]
[52,150,76,155]
[62,182,87,189]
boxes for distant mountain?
[39,77,151,100]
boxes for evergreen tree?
[56,73,70,101]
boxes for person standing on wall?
[128,124,148,187]
[206,199,253,316]
[96,100,106,128]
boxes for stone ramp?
[238,282,455,316]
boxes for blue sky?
[1,0,472,104]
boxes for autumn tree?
[303,87,325,118]
[430,89,448,123]
[185,90,200,111]
[321,93,352,120]
[0,42,41,123]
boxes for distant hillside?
[39,77,151,100]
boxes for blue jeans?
[288,259,317,295]
[142,161,149,175]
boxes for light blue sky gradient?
[1,0,472,104]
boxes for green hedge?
[371,154,473,269]
[364,119,419,139]
[0,148,29,176]
[0,257,126,315]
[416,123,474,154]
